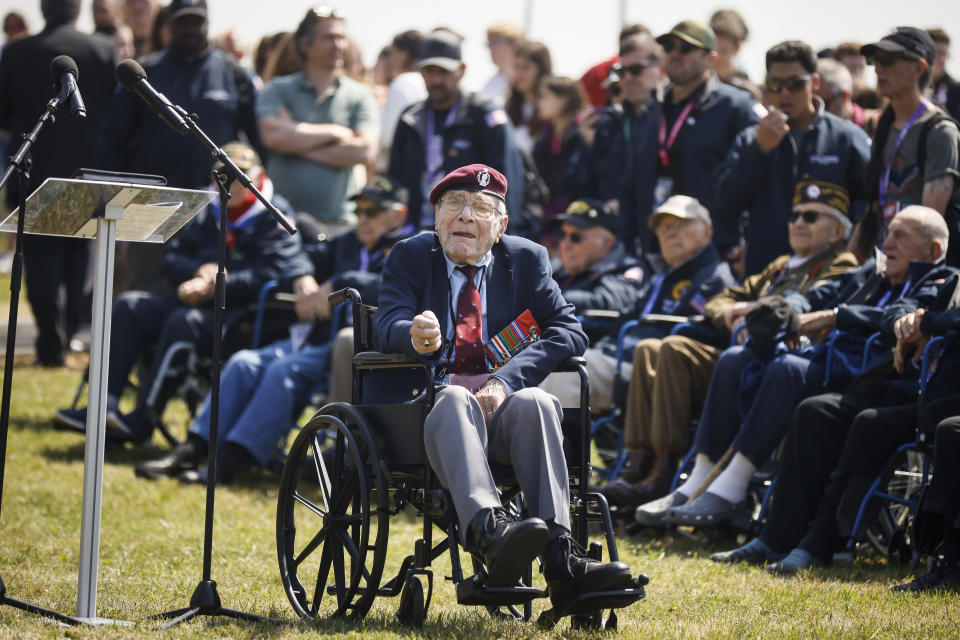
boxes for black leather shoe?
[465,507,548,586]
[542,534,633,608]
[135,442,203,480]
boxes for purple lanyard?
[425,103,459,183]
[879,102,928,207]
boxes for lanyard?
[641,273,667,316]
[425,103,459,183]
[879,102,928,207]
[658,99,696,168]
[876,280,910,307]
[358,247,383,273]
[437,264,487,376]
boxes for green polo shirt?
[257,72,378,222]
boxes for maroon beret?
[428,164,508,205]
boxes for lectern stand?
[0,177,215,623]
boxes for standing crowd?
[2,0,960,596]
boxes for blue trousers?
[190,339,331,466]
[693,345,824,467]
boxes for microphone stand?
[150,107,294,628]
[0,96,81,625]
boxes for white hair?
[899,205,950,259]
[817,58,853,96]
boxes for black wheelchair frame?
[275,288,647,629]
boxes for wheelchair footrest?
[540,579,647,622]
[455,575,546,606]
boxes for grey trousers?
[423,385,571,534]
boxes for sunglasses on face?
[619,63,649,76]
[788,209,821,224]
[355,206,383,219]
[764,74,811,94]
[868,52,919,67]
[661,38,699,55]
[558,230,584,244]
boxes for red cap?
[428,164,508,205]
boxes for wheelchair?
[275,288,648,629]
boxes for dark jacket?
[714,99,872,274]
[599,242,737,355]
[0,22,117,207]
[532,122,586,223]
[389,92,525,229]
[659,73,759,253]
[374,232,586,401]
[99,46,262,189]
[932,72,960,122]
[553,242,642,317]
[569,98,661,254]
[297,222,417,304]
[163,193,306,307]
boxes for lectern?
[0,176,215,622]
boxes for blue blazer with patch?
[373,232,587,399]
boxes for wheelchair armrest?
[353,350,423,367]
[554,356,587,373]
[581,310,621,320]
[329,287,362,307]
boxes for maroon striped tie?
[453,266,485,373]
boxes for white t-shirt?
[379,71,427,165]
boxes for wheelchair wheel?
[277,403,389,620]
[864,449,926,560]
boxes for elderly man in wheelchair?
[273,163,645,629]
[376,163,637,607]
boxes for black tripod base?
[0,575,82,626]
[150,580,280,629]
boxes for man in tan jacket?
[601,181,859,510]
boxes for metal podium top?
[0,177,217,243]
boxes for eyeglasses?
[355,206,383,219]
[558,230,584,244]
[788,209,820,224]
[439,193,500,219]
[619,63,649,77]
[868,51,919,67]
[764,75,812,93]
[661,38,699,55]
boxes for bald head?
[899,206,949,259]
[882,206,949,283]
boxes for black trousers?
[925,416,960,531]
[107,291,215,415]
[23,235,88,365]
[761,392,960,560]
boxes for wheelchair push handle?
[329,287,362,307]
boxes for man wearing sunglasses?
[715,41,870,275]
[653,20,758,265]
[570,33,664,256]
[853,27,960,265]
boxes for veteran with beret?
[373,163,634,607]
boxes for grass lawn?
[0,361,957,639]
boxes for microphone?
[49,55,86,120]
[115,59,189,135]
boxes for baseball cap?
[648,195,712,229]
[418,30,463,71]
[350,174,409,207]
[861,27,936,66]
[657,20,717,53]
[429,164,507,205]
[556,199,619,235]
[215,141,259,171]
[169,0,207,21]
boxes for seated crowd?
[5,0,960,596]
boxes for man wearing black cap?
[100,0,263,290]
[373,163,635,607]
[0,0,116,366]
[854,27,960,264]
[654,20,758,265]
[389,30,526,232]
[257,7,378,236]
[135,173,415,483]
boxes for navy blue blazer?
[374,232,587,397]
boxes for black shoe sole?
[485,526,549,586]
[135,460,198,480]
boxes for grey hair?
[901,205,950,260]
[816,58,853,96]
